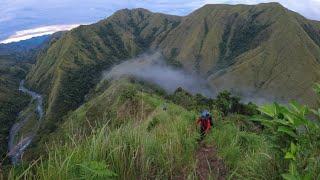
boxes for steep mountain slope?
[26,9,181,126]
[25,3,320,132]
[159,3,320,104]
[160,3,320,104]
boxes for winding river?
[8,80,44,165]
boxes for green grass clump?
[205,118,280,179]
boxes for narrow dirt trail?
[196,143,227,180]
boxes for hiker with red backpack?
[196,110,213,140]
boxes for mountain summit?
[159,3,320,103]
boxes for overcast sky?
[1,0,319,43]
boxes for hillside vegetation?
[25,9,181,125]
[5,78,320,179]
[25,3,320,139]
[159,3,320,105]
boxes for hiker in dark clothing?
[196,110,213,140]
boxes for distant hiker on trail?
[196,110,213,140]
[162,103,167,111]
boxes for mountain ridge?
[159,2,320,104]
[24,3,320,132]
[26,8,181,126]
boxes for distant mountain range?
[0,35,50,62]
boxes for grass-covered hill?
[159,2,320,105]
[25,9,181,124]
[25,3,320,136]
[5,78,320,179]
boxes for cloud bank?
[103,53,214,97]
[103,53,280,104]
[0,24,81,44]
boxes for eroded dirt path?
[196,143,227,180]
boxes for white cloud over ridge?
[0,24,81,44]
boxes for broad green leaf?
[285,152,295,160]
[277,126,297,138]
[77,161,117,178]
[258,103,277,117]
[282,173,299,180]
[284,113,295,125]
[250,116,275,129]
[287,102,309,125]
[289,101,302,114]
[273,119,290,126]
[284,112,308,127]
[290,142,297,153]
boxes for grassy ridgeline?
[8,80,200,179]
[6,79,280,179]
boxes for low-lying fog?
[103,52,279,105]
[103,52,214,97]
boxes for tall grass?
[6,80,287,179]
[205,117,280,179]
[8,92,199,179]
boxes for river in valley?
[8,80,44,165]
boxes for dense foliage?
[168,88,258,116]
[252,84,320,179]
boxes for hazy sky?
[1,0,319,43]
